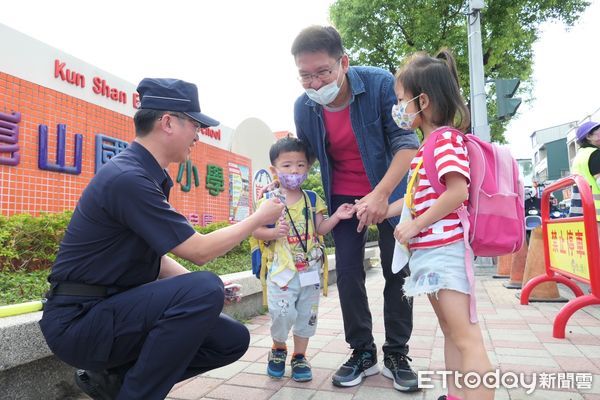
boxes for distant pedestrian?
[570,121,600,222]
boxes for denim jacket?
[294,66,420,226]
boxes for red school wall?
[0,72,251,224]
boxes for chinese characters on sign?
[188,213,200,225]
[206,164,224,196]
[95,134,129,173]
[0,111,21,166]
[177,159,200,193]
[547,221,590,280]
[38,124,83,175]
[202,214,215,226]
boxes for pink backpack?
[422,127,525,256]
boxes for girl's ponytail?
[435,48,470,132]
[436,49,460,89]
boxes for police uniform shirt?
[49,141,196,289]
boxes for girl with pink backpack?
[384,49,494,400]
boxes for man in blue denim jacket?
[292,26,420,391]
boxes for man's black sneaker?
[437,396,447,400]
[332,348,379,387]
[74,369,122,400]
[381,352,419,392]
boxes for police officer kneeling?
[39,78,284,400]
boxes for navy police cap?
[136,78,219,128]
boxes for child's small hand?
[274,218,289,239]
[335,203,356,220]
[394,220,420,244]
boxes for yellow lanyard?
[404,158,423,215]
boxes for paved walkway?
[163,265,600,400]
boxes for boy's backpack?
[421,127,525,256]
[249,189,329,306]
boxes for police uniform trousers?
[40,271,250,400]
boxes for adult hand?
[353,202,368,221]
[254,198,285,226]
[354,190,389,232]
[256,180,280,199]
[393,220,421,244]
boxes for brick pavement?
[82,264,599,400]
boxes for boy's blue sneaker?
[291,354,312,382]
[267,348,287,378]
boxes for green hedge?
[0,212,377,305]
[0,214,252,305]
[0,212,73,272]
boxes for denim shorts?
[404,240,471,298]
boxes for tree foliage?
[329,0,589,141]
[302,162,326,200]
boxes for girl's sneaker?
[267,348,287,378]
[291,354,312,382]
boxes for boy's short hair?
[269,136,314,165]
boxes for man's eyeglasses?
[161,113,202,133]
[297,57,342,84]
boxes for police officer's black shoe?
[332,348,379,387]
[381,352,420,392]
[75,369,121,400]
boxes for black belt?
[47,282,126,298]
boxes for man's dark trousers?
[41,271,249,399]
[331,195,413,355]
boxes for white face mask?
[391,95,421,130]
[304,64,344,105]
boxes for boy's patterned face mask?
[277,172,308,190]
[391,95,421,130]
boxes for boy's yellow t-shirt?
[281,192,327,258]
[257,190,327,287]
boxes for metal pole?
[467,0,490,142]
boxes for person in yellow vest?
[570,121,600,221]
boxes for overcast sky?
[504,0,600,158]
[1,0,598,160]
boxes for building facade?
[0,23,257,225]
[530,121,577,183]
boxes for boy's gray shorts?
[267,263,321,342]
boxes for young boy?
[253,137,354,382]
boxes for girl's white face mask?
[391,95,421,130]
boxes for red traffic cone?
[519,227,566,302]
[494,254,512,279]
[504,240,528,289]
